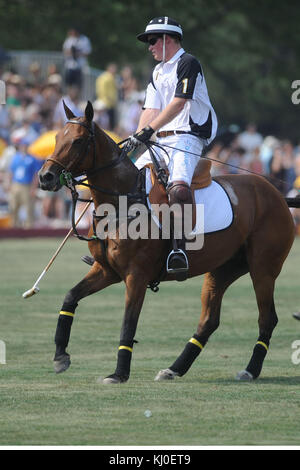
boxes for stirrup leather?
[166,248,189,274]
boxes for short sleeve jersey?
[143,48,218,143]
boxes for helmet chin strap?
[162,34,166,63]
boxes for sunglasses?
[147,36,162,46]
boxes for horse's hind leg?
[236,266,278,381]
[54,262,120,373]
[155,247,249,381]
[236,221,293,380]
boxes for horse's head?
[39,101,95,191]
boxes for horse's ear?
[85,101,94,122]
[63,100,75,120]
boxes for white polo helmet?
[137,16,183,42]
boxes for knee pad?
[167,181,192,206]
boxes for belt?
[156,130,189,138]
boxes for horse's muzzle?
[38,168,62,191]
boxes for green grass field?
[1,236,300,447]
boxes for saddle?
[146,159,212,229]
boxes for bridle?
[46,119,128,180]
[45,118,147,242]
[46,118,145,197]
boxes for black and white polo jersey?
[144,48,218,143]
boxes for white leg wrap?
[154,368,179,381]
[235,369,254,381]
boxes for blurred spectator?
[0,46,10,71]
[39,81,62,130]
[47,63,60,81]
[28,62,43,87]
[63,43,83,89]
[93,99,110,129]
[62,27,92,89]
[269,145,295,195]
[5,78,22,110]
[0,103,10,141]
[119,66,138,101]
[291,154,300,192]
[248,147,264,174]
[53,85,83,128]
[259,136,279,173]
[39,187,70,227]
[95,63,118,130]
[117,67,143,138]
[287,154,300,232]
[8,139,43,228]
[237,123,263,164]
[0,171,8,212]
[117,90,144,139]
[14,121,40,145]
[205,142,224,176]
[282,140,296,192]
[226,146,247,174]
[0,142,17,172]
[62,28,92,69]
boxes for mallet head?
[22,286,40,299]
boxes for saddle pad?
[145,168,233,235]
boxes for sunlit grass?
[0,237,300,446]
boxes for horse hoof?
[54,353,71,374]
[154,368,179,381]
[101,374,128,384]
[235,369,254,381]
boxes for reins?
[150,140,295,191]
[49,118,298,243]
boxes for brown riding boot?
[166,181,193,281]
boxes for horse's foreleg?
[54,263,120,373]
[102,272,148,384]
[156,248,249,381]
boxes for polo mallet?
[22,200,92,299]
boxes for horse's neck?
[89,127,139,207]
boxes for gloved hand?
[125,126,154,152]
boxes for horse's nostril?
[39,170,58,189]
[42,171,55,182]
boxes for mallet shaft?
[22,200,92,299]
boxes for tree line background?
[0,0,299,142]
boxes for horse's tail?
[285,196,300,208]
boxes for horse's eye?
[73,138,84,146]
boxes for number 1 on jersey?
[182,78,188,94]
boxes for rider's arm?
[148,97,187,132]
[136,108,160,132]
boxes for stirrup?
[166,248,189,274]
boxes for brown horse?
[39,101,296,383]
